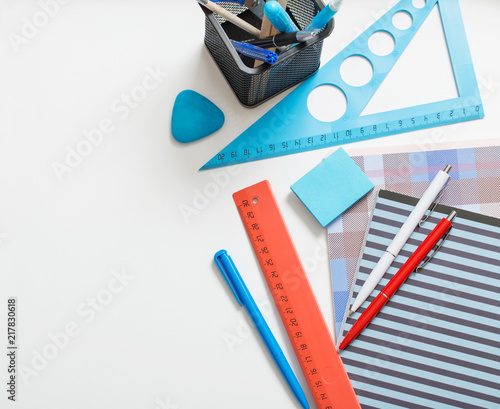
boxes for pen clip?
[415,224,453,272]
[418,177,451,227]
[214,251,243,306]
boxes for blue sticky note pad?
[291,148,374,227]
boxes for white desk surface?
[1,0,499,408]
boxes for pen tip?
[446,210,457,222]
[349,310,353,315]
[332,0,343,9]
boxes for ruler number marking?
[215,105,482,167]
[236,197,340,408]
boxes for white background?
[1,0,499,408]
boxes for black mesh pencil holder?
[201,0,334,107]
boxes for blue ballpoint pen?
[214,250,309,409]
[305,0,342,33]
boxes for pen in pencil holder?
[230,40,278,64]
[200,0,335,107]
[264,1,299,33]
[305,0,342,33]
[245,31,316,48]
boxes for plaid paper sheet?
[327,146,500,341]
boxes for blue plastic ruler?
[201,0,484,170]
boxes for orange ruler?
[233,180,360,409]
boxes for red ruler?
[233,180,360,409]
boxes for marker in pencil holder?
[201,0,334,107]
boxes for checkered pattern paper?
[328,146,500,340]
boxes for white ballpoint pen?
[350,165,452,314]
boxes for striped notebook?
[340,190,500,409]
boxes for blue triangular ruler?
[201,0,484,170]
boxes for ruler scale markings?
[233,181,360,409]
[201,0,483,171]
[202,105,483,169]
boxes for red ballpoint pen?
[339,210,457,350]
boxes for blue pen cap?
[264,1,299,33]
[214,250,243,305]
